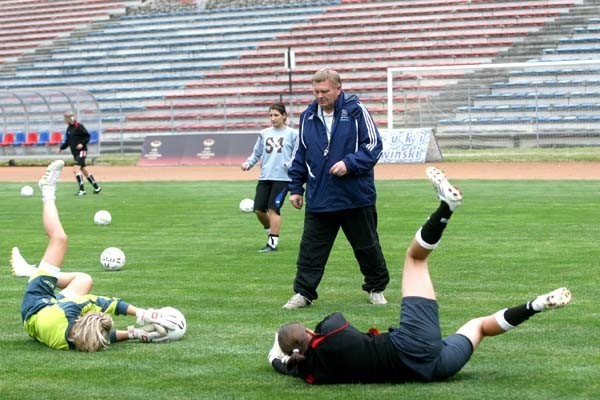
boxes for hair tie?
[292,348,300,353]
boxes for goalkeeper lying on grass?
[268,167,572,384]
[9,160,177,352]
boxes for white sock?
[41,187,56,203]
[415,228,439,250]
[269,235,279,248]
[38,260,60,278]
[494,309,515,331]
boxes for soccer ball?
[100,247,126,271]
[20,185,34,197]
[160,306,187,341]
[94,210,112,225]
[239,198,254,213]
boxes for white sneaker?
[38,160,64,191]
[10,247,37,278]
[532,287,572,311]
[426,167,462,211]
[369,291,388,305]
[282,293,310,310]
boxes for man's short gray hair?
[312,68,342,88]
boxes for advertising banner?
[138,133,259,166]
[379,128,441,163]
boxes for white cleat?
[282,293,310,310]
[38,160,64,191]
[533,287,572,311]
[10,247,37,278]
[369,291,388,305]
[426,167,463,211]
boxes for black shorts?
[388,296,473,382]
[254,180,289,214]
[73,149,87,167]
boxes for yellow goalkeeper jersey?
[21,273,128,350]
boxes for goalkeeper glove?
[268,332,290,365]
[136,308,177,330]
[128,324,169,343]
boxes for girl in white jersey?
[241,103,298,252]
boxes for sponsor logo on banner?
[138,133,260,166]
[380,128,433,163]
[143,140,163,160]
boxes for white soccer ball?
[20,185,34,197]
[160,306,187,341]
[100,247,126,271]
[94,210,112,225]
[239,198,254,213]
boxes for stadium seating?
[0,0,596,147]
[23,131,38,146]
[36,130,50,146]
[0,0,132,63]
[0,132,15,146]
[90,130,100,144]
[48,132,64,146]
[12,131,26,146]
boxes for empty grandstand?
[1,0,599,155]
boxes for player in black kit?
[268,167,572,384]
[57,111,102,196]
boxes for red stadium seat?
[48,131,64,146]
[24,131,38,146]
[1,132,15,146]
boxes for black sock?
[503,303,538,327]
[420,202,452,245]
[87,174,99,189]
[76,174,84,190]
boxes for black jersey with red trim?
[296,312,413,384]
[60,121,90,155]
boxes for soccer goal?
[387,59,600,151]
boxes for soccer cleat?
[533,287,572,311]
[426,167,462,211]
[75,190,87,196]
[258,244,277,253]
[38,160,64,191]
[282,293,310,310]
[93,187,102,194]
[10,247,37,278]
[369,291,388,305]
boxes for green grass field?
[1,178,598,400]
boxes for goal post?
[387,59,600,151]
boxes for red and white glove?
[136,308,177,330]
[128,324,169,343]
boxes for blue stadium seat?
[12,131,26,146]
[37,130,50,145]
[89,130,100,144]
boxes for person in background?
[269,167,572,384]
[283,68,389,309]
[241,102,298,252]
[58,111,101,196]
[9,161,176,351]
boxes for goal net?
[387,59,600,152]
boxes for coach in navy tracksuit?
[282,68,389,309]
